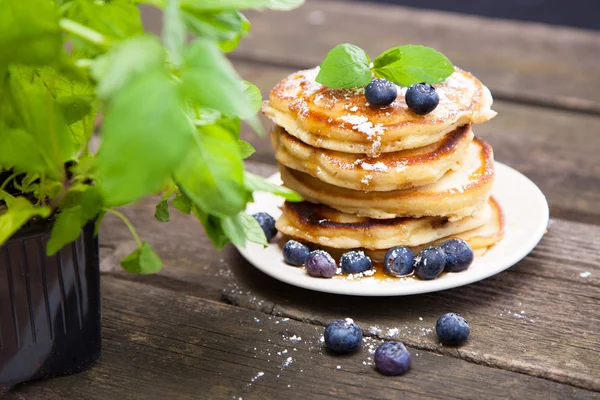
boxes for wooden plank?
[236,63,600,225]
[233,0,600,113]
[94,167,600,391]
[6,278,598,399]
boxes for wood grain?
[234,0,600,113]
[235,63,600,225]
[7,278,598,399]
[94,164,600,391]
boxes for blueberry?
[405,83,439,115]
[282,240,310,266]
[340,250,372,274]
[305,250,337,278]
[436,313,470,346]
[324,318,363,353]
[365,79,398,106]
[384,246,415,277]
[414,247,446,280]
[252,212,277,242]
[440,239,474,272]
[374,342,412,376]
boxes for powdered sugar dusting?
[580,271,591,278]
[361,161,388,172]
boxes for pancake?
[280,137,494,220]
[263,67,496,156]
[271,124,474,192]
[277,198,504,263]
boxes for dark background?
[361,0,599,30]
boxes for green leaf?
[163,0,187,66]
[191,205,229,249]
[172,193,192,214]
[0,128,52,175]
[221,211,267,247]
[373,45,454,86]
[315,44,372,89]
[47,207,83,255]
[181,9,249,53]
[0,197,51,245]
[155,199,170,222]
[245,172,302,201]
[181,0,304,11]
[57,95,94,125]
[0,0,61,65]
[182,39,253,118]
[94,210,106,236]
[91,35,165,100]
[80,186,103,220]
[240,81,262,120]
[238,140,255,159]
[120,242,163,274]
[174,124,246,218]
[97,69,194,206]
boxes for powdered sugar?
[580,271,591,278]
[361,161,388,172]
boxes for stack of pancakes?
[263,67,504,262]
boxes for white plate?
[235,163,549,296]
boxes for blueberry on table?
[414,247,446,280]
[374,342,412,376]
[436,313,470,346]
[405,83,439,115]
[252,212,277,241]
[384,246,415,277]
[324,318,363,353]
[305,250,337,278]
[365,78,398,106]
[340,250,372,274]
[283,240,310,266]
[440,239,474,272]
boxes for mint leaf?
[47,207,83,255]
[316,44,372,89]
[0,128,52,175]
[57,95,94,125]
[182,39,254,118]
[191,205,229,249]
[181,0,304,11]
[97,69,194,206]
[373,45,454,86]
[155,199,170,222]
[91,35,165,100]
[238,140,255,159]
[80,186,103,221]
[172,193,192,214]
[120,242,163,274]
[182,9,249,53]
[174,124,247,218]
[0,0,61,65]
[163,0,187,66]
[221,211,268,247]
[0,197,51,245]
[245,172,302,201]
[240,81,262,120]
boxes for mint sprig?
[316,44,454,89]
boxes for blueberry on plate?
[252,212,277,241]
[340,250,372,274]
[324,318,363,353]
[374,342,412,376]
[440,239,474,272]
[282,240,311,266]
[365,78,398,106]
[305,250,337,278]
[384,246,415,277]
[405,83,439,115]
[436,313,470,346]
[414,247,446,280]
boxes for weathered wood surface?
[6,278,598,399]
[235,0,600,113]
[235,62,600,225]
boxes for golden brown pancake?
[271,124,473,192]
[263,67,496,156]
[280,137,494,220]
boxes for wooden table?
[8,1,600,398]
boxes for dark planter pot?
[0,221,101,392]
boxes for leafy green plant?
[0,0,303,273]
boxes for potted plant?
[0,0,303,390]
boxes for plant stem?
[105,209,142,247]
[59,19,111,49]
[0,172,20,193]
